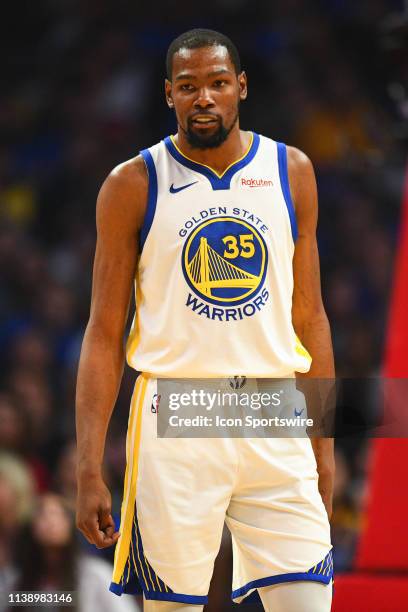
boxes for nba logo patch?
[151,393,161,413]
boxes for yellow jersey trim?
[169,132,254,179]
[126,271,141,364]
[295,334,312,362]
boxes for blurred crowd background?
[0,0,407,610]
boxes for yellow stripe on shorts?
[112,374,148,584]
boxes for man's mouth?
[190,115,219,126]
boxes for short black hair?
[166,28,241,80]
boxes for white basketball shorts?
[110,374,333,605]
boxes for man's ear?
[238,71,248,101]
[165,79,174,108]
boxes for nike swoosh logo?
[294,408,304,417]
[169,181,198,194]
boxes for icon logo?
[294,408,304,417]
[229,376,247,390]
[182,216,268,307]
[170,181,198,194]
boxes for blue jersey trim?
[110,503,175,597]
[232,572,332,600]
[109,582,207,604]
[130,505,170,594]
[232,550,333,600]
[277,142,298,242]
[142,592,207,604]
[109,582,125,595]
[164,133,260,191]
[139,148,158,251]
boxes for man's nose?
[194,88,215,108]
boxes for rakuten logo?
[241,178,273,188]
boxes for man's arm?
[75,156,147,548]
[288,146,335,519]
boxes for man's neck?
[174,126,251,175]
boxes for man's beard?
[183,111,239,150]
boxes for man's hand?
[76,475,120,548]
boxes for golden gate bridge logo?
[182,217,267,306]
[188,237,259,296]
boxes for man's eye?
[214,80,226,87]
[180,84,194,91]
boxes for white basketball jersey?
[126,132,312,377]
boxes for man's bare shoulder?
[97,155,148,230]
[286,145,314,178]
[285,146,317,218]
[104,154,148,199]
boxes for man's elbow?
[83,317,126,355]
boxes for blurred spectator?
[8,370,54,458]
[15,493,141,611]
[294,75,390,168]
[54,440,78,512]
[331,449,361,571]
[0,453,34,612]
[0,391,51,493]
[9,329,52,375]
[0,394,30,455]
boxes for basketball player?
[76,29,335,612]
